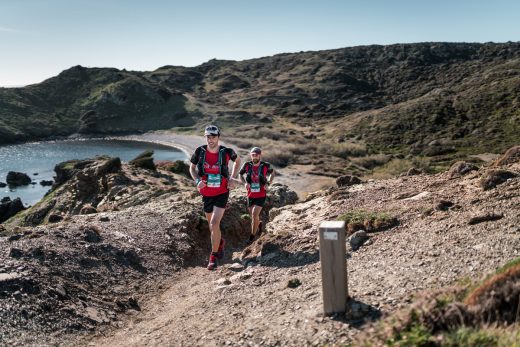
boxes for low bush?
[262,149,292,168]
[350,154,391,170]
[318,142,367,158]
[337,209,398,234]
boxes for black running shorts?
[202,192,229,213]
[247,196,266,208]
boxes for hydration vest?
[196,145,230,178]
[245,161,267,185]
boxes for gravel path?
[82,162,520,346]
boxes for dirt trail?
[83,253,355,347]
[81,161,520,347]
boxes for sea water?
[0,138,187,206]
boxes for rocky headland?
[0,144,518,346]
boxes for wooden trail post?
[319,220,348,315]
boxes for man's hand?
[228,177,240,190]
[244,183,250,190]
[197,180,207,190]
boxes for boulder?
[83,227,102,243]
[0,182,6,188]
[129,150,156,170]
[166,160,191,178]
[495,146,520,166]
[480,170,518,190]
[95,157,122,176]
[265,184,298,209]
[40,180,54,186]
[6,172,31,186]
[448,161,478,178]
[54,159,96,185]
[336,175,362,187]
[0,197,26,223]
[80,205,98,215]
[47,214,63,223]
[405,167,422,176]
[349,230,369,251]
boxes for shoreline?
[87,131,337,198]
[1,131,336,198]
[112,131,336,198]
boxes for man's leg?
[248,206,254,235]
[208,207,226,252]
[251,205,262,236]
[205,211,214,246]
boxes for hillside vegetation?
[1,42,520,177]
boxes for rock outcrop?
[129,150,156,170]
[0,197,25,223]
[6,171,31,186]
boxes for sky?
[1,0,519,86]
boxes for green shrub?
[386,324,435,347]
[495,257,520,275]
[442,327,501,347]
[337,209,398,233]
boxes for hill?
[1,42,519,177]
[0,146,519,346]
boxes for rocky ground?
[1,145,519,346]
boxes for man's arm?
[190,163,205,189]
[230,156,241,179]
[267,170,275,185]
[238,162,247,184]
[265,165,275,188]
[189,163,199,182]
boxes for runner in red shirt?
[239,147,274,244]
[189,125,240,270]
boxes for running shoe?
[216,238,225,259]
[207,253,218,270]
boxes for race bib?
[251,182,261,193]
[207,174,221,188]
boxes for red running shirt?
[245,164,270,198]
[199,150,230,197]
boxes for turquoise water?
[0,139,187,206]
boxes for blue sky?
[1,0,519,86]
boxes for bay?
[0,138,187,206]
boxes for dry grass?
[318,142,367,158]
[262,148,292,167]
[464,262,520,306]
[350,154,392,170]
[369,158,414,178]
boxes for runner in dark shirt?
[239,147,274,244]
[189,125,240,270]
